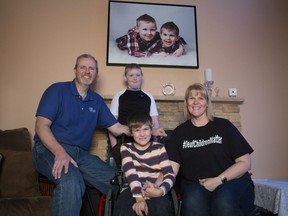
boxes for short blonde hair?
[184,83,214,121]
[124,63,143,76]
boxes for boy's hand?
[142,181,163,198]
[155,173,163,186]
[133,197,148,216]
[172,45,184,57]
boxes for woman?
[166,83,255,216]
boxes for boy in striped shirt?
[113,112,175,216]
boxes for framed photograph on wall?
[106,1,199,68]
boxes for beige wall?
[1,0,287,179]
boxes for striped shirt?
[121,141,175,198]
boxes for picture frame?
[106,1,199,69]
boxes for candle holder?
[204,81,214,97]
[214,87,220,97]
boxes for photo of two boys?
[107,1,199,68]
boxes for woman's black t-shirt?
[166,117,253,181]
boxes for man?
[32,54,130,216]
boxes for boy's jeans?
[32,141,118,216]
[113,188,174,216]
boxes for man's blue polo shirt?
[34,80,117,150]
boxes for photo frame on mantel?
[106,1,199,69]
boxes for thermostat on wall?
[228,88,237,97]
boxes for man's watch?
[219,175,227,183]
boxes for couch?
[0,128,52,216]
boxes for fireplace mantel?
[103,95,244,104]
[102,95,244,130]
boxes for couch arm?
[39,174,55,196]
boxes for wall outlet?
[229,88,237,97]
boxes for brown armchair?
[0,128,52,216]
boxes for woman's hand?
[199,177,222,192]
[199,154,252,192]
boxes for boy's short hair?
[136,14,156,27]
[124,63,143,76]
[160,21,179,36]
[127,112,152,131]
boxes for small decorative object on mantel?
[204,68,214,97]
[214,87,220,97]
[162,82,176,96]
[228,88,237,97]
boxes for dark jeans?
[180,174,255,216]
[32,142,118,216]
[113,188,173,216]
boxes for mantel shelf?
[103,95,244,104]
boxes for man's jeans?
[32,141,118,216]
[180,175,255,216]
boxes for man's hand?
[52,147,78,179]
[34,116,78,179]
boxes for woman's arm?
[199,153,252,191]
[218,153,251,181]
[170,160,180,176]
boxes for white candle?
[205,68,213,82]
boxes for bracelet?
[219,175,227,183]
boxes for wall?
[0,0,287,179]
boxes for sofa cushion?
[0,196,52,216]
[0,149,40,198]
[0,128,32,151]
